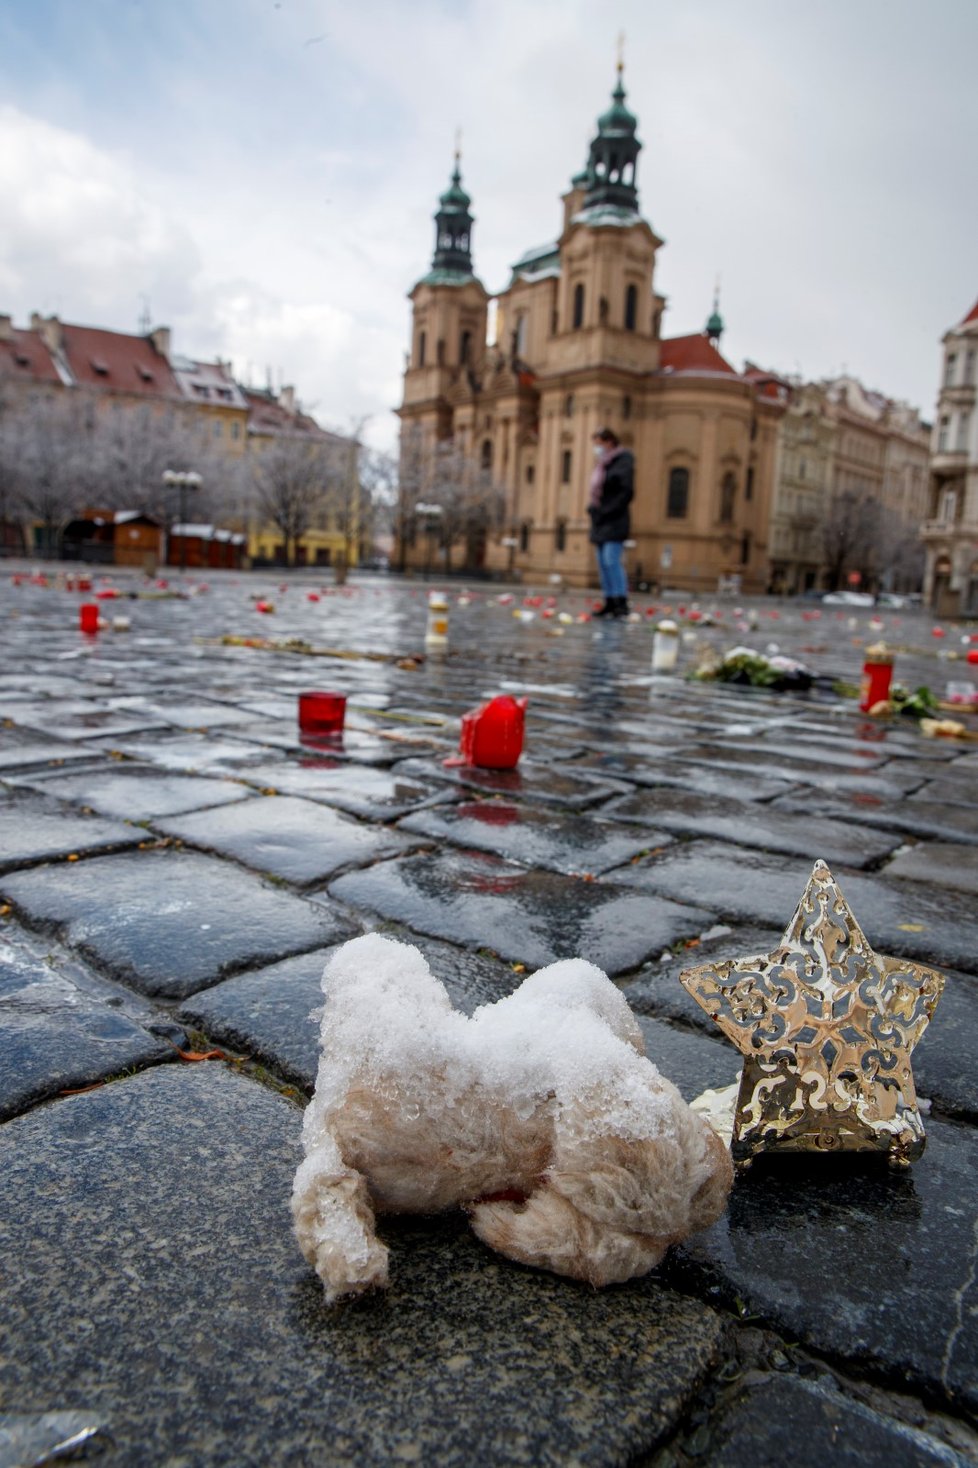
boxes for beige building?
[768,375,929,595]
[397,69,786,593]
[921,298,978,615]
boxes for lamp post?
[416,502,444,581]
[162,469,202,572]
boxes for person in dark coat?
[588,427,634,618]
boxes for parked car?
[821,591,876,606]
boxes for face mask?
[593,444,605,460]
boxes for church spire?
[429,140,475,279]
[580,53,642,214]
[706,279,724,346]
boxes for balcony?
[930,448,969,473]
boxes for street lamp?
[162,469,202,572]
[415,501,444,581]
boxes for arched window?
[599,296,609,325]
[525,463,535,485]
[418,331,426,367]
[622,394,632,420]
[719,472,736,524]
[572,283,585,330]
[745,466,755,501]
[481,439,493,471]
[564,393,574,418]
[667,467,690,519]
[460,330,471,364]
[519,521,531,553]
[624,284,638,332]
[740,531,752,565]
[555,518,567,553]
[437,338,445,366]
[515,314,528,356]
[561,449,572,484]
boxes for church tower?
[399,151,489,445]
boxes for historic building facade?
[768,376,929,595]
[397,68,786,592]
[921,298,978,615]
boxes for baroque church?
[397,65,786,593]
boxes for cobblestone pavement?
[1,566,976,1467]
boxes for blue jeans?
[596,541,628,598]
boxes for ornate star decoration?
[679,860,945,1168]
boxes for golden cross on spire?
[616,30,625,75]
[680,860,945,1168]
[454,126,462,165]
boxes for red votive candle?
[298,691,347,733]
[79,603,99,634]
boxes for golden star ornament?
[679,860,945,1168]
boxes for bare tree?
[821,489,881,591]
[2,392,90,557]
[251,434,338,567]
[396,429,506,574]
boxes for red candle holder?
[79,603,99,634]
[298,691,347,734]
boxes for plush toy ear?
[322,932,454,1013]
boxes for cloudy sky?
[1,0,975,451]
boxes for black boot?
[612,597,630,618]
[593,598,615,618]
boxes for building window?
[956,413,971,452]
[719,472,736,523]
[561,449,572,484]
[460,330,471,364]
[437,338,445,365]
[667,467,689,518]
[740,531,752,565]
[749,417,758,442]
[966,350,976,385]
[945,353,957,387]
[938,416,950,451]
[572,283,585,330]
[564,393,574,418]
[515,314,528,356]
[231,421,241,440]
[799,457,807,480]
[519,521,531,553]
[624,283,638,332]
[526,463,535,485]
[418,331,426,367]
[622,394,632,420]
[599,295,609,325]
[745,465,754,501]
[481,439,493,471]
[213,420,222,438]
[940,488,957,524]
[555,518,567,553]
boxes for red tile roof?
[241,387,333,438]
[0,327,62,385]
[58,324,181,397]
[659,333,738,376]
[961,298,978,326]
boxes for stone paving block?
[393,755,631,809]
[7,765,254,820]
[0,699,168,741]
[108,732,285,772]
[620,925,783,1032]
[910,778,978,809]
[327,850,712,974]
[130,699,261,730]
[233,759,452,819]
[155,794,416,885]
[0,792,141,873]
[602,788,900,868]
[670,748,924,801]
[398,800,673,876]
[691,735,889,770]
[693,1372,965,1467]
[0,849,354,999]
[0,733,99,771]
[0,921,181,1120]
[179,937,525,1089]
[665,1119,978,1417]
[770,789,978,846]
[0,1065,725,1466]
[606,759,796,803]
[232,719,444,767]
[883,841,978,895]
[607,841,978,975]
[637,1015,739,1103]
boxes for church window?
[719,472,736,524]
[667,467,689,519]
[599,296,609,325]
[740,531,752,565]
[799,457,807,480]
[572,283,585,330]
[526,463,535,485]
[561,449,572,484]
[460,330,471,364]
[519,521,531,552]
[564,393,574,418]
[481,439,493,471]
[555,518,567,553]
[749,417,758,441]
[745,466,754,501]
[418,331,426,367]
[624,284,638,332]
[437,338,445,365]
[515,313,528,355]
[622,394,632,420]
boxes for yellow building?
[397,67,786,593]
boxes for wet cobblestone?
[1,569,976,1465]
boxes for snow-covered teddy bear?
[292,934,732,1301]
